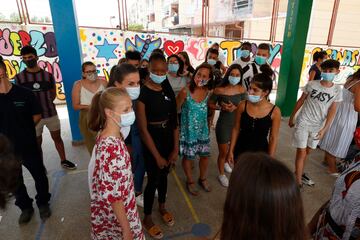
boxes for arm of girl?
[226,101,245,165]
[176,87,187,112]
[71,81,89,110]
[111,201,133,240]
[220,64,227,75]
[208,89,219,110]
[268,106,281,157]
[136,101,168,169]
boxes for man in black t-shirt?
[0,58,51,224]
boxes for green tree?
[0,13,6,21]
[9,12,20,22]
[128,23,144,31]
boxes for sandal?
[160,211,175,227]
[198,178,212,192]
[144,224,163,239]
[186,181,199,196]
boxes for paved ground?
[0,105,335,240]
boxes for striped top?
[15,69,57,118]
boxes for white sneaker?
[218,175,229,187]
[224,162,233,173]
[136,194,144,208]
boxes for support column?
[48,0,83,143]
[275,0,313,116]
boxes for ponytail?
[88,91,105,132]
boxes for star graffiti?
[94,39,119,61]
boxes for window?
[306,0,334,44]
[275,0,288,42]
[75,0,120,28]
[25,0,52,24]
[332,0,360,47]
[0,0,22,23]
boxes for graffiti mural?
[1,23,360,103]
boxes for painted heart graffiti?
[163,40,184,56]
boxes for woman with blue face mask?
[167,54,189,96]
[208,64,247,187]
[136,52,179,239]
[107,63,146,208]
[227,64,281,164]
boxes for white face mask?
[120,126,131,139]
[86,73,97,81]
[126,87,140,100]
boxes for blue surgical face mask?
[168,63,179,73]
[126,87,140,100]
[248,94,262,103]
[207,59,217,66]
[321,72,336,82]
[241,50,250,58]
[198,79,209,87]
[228,76,241,85]
[119,111,136,127]
[255,55,267,65]
[150,72,167,84]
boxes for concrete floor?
[0,105,335,240]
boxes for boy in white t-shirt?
[289,59,342,187]
[231,41,253,68]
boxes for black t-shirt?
[309,64,322,80]
[0,84,41,153]
[138,80,177,129]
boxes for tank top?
[80,82,105,106]
[234,101,275,156]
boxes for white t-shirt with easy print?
[296,80,343,130]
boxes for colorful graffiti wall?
[1,24,359,102]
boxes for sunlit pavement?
[0,104,335,239]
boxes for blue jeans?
[130,123,146,194]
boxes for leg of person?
[158,167,174,227]
[198,156,211,192]
[14,169,35,224]
[217,143,229,187]
[132,150,146,208]
[22,150,51,221]
[325,151,338,175]
[143,151,163,239]
[182,158,198,196]
[295,148,307,186]
[79,110,96,154]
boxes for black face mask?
[23,58,38,68]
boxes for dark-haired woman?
[177,63,214,196]
[227,65,281,163]
[72,62,107,153]
[136,52,179,239]
[208,64,247,187]
[167,54,189,96]
[178,51,195,76]
[107,63,146,208]
[221,153,305,240]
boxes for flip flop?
[198,178,211,192]
[144,224,163,239]
[186,181,199,196]
[160,211,175,227]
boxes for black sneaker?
[18,208,34,224]
[61,160,77,170]
[39,205,51,221]
[302,173,315,186]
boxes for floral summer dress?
[90,136,145,240]
[180,89,210,160]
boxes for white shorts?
[292,127,320,149]
[36,115,61,137]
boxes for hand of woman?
[156,156,169,169]
[227,103,237,112]
[226,152,234,165]
[168,148,179,165]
